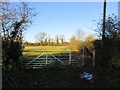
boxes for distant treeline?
[23,32,69,46]
[34,32,67,46]
[22,42,69,46]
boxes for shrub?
[2,39,23,70]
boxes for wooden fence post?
[93,50,95,67]
[82,47,84,65]
[69,51,71,65]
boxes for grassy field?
[23,46,71,55]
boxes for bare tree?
[95,14,120,39]
[2,2,36,41]
[76,29,84,41]
[50,37,54,46]
[48,35,51,45]
[2,2,36,69]
[35,32,47,45]
[44,38,47,45]
[55,35,59,45]
[60,34,65,44]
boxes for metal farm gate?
[21,51,73,69]
[21,49,95,69]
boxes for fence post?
[93,50,95,67]
[82,47,84,65]
[68,51,71,65]
[46,52,48,65]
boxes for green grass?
[23,46,70,55]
